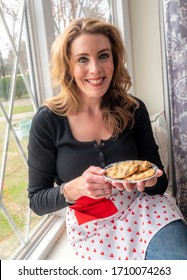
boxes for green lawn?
[0,120,29,240]
[0,105,33,117]
[0,101,42,259]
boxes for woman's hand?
[80,166,113,198]
[111,169,163,192]
[64,166,112,201]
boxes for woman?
[28,18,187,260]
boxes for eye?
[78,56,88,63]
[99,53,109,60]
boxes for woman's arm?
[112,99,168,195]
[28,107,69,216]
[132,98,168,195]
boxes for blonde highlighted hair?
[46,18,139,137]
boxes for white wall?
[128,0,164,116]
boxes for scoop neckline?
[65,116,113,145]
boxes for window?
[51,0,112,35]
[0,0,41,260]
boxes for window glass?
[0,0,41,260]
[51,0,112,35]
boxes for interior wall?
[128,0,164,116]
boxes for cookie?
[135,160,153,172]
[106,161,139,179]
[125,167,156,181]
[104,160,157,182]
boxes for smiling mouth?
[86,77,105,85]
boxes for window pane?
[51,0,112,34]
[0,0,43,259]
[0,210,21,260]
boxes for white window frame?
[26,0,55,103]
[112,0,134,93]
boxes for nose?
[89,59,102,74]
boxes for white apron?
[66,188,184,260]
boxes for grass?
[0,121,28,237]
[0,105,33,117]
[13,105,33,114]
[0,100,43,259]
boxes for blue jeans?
[146,220,187,260]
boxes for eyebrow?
[74,48,111,57]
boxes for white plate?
[103,160,158,183]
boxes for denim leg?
[146,220,187,260]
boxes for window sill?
[13,215,66,260]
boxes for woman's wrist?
[60,183,77,204]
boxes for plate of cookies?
[103,160,158,183]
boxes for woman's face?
[70,33,114,102]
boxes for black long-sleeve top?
[28,98,168,216]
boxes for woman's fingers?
[83,166,106,183]
[108,168,164,192]
[136,181,146,192]
[81,166,164,197]
[112,181,135,192]
[156,169,163,177]
[81,166,112,198]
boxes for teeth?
[87,78,103,84]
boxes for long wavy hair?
[46,18,139,137]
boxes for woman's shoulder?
[128,95,148,118]
[31,106,67,134]
[33,105,66,121]
[129,94,146,108]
